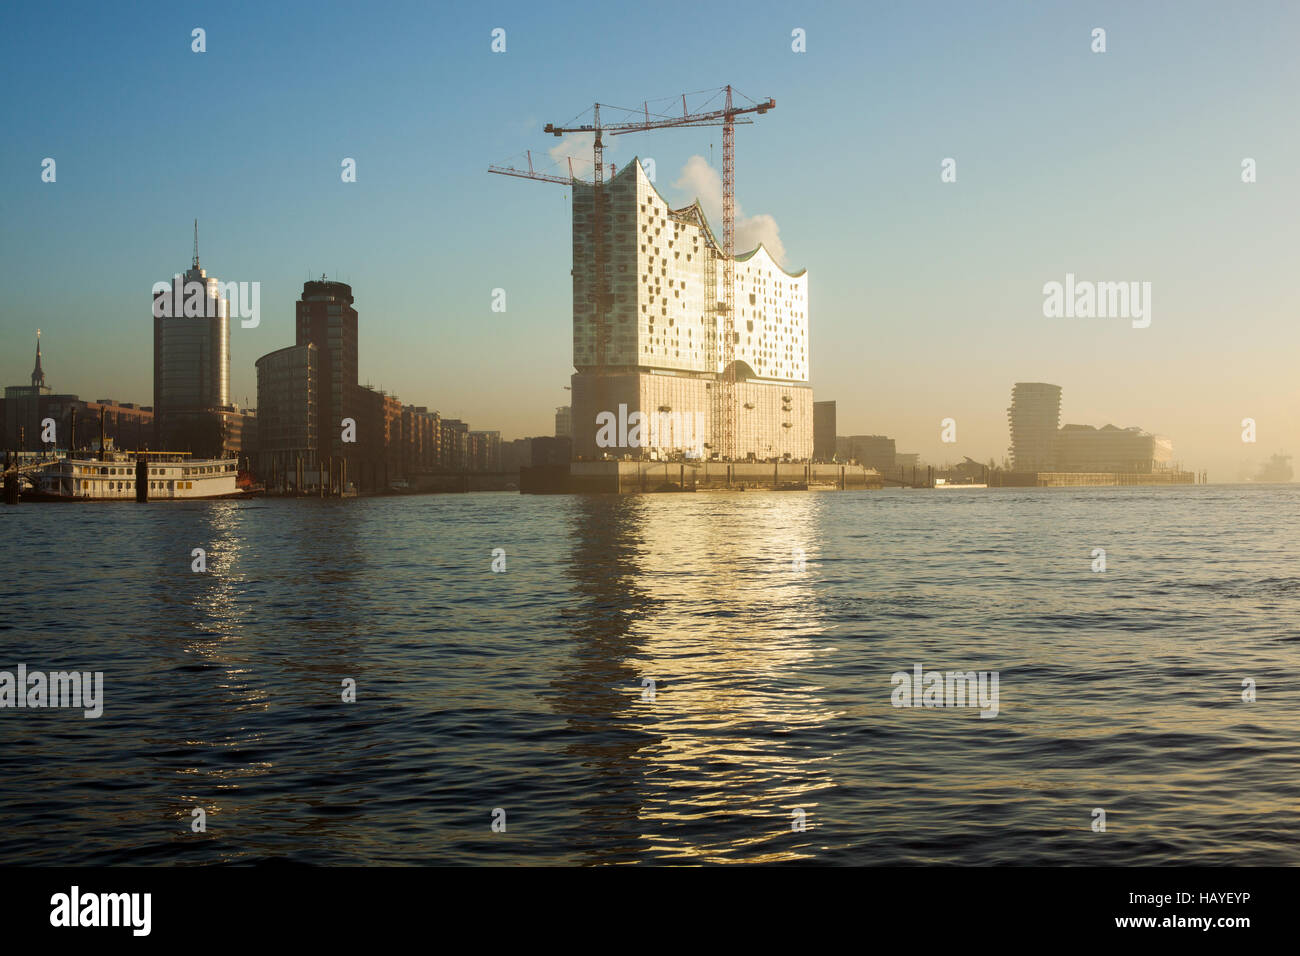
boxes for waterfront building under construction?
[569,158,811,460]
[490,87,810,462]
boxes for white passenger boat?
[23,453,242,501]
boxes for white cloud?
[547,133,615,179]
[671,154,786,265]
[672,155,723,220]
[736,213,785,265]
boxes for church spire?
[31,329,45,388]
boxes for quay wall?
[1034,471,1196,487]
[524,461,884,494]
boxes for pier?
[1,453,51,503]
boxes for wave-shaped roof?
[734,243,806,279]
[610,157,805,278]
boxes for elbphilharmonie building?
[569,158,812,461]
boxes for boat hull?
[19,489,252,502]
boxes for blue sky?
[2,0,1297,477]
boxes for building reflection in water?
[137,499,368,860]
[557,493,838,863]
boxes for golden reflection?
[560,493,838,863]
[136,499,369,861]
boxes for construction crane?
[487,150,580,186]
[602,87,774,460]
[489,86,775,460]
[538,103,621,373]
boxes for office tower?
[255,343,318,487]
[152,224,231,456]
[813,401,836,460]
[1007,382,1062,472]
[837,435,896,473]
[1056,424,1173,474]
[295,277,358,463]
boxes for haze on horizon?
[2,0,1296,482]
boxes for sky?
[1,0,1297,479]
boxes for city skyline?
[4,0,1299,906]
[0,316,1270,477]
[4,0,1298,479]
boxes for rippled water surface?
[2,486,1298,865]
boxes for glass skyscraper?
[152,225,230,456]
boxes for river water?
[2,485,1297,864]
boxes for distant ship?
[1254,453,1293,483]
[22,452,243,501]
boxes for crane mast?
[720,85,739,461]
